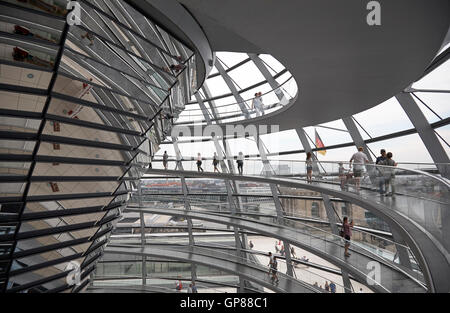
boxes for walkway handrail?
[128,203,426,290]
[141,168,450,292]
[106,243,320,293]
[189,241,351,293]
[147,159,450,191]
[181,75,296,112]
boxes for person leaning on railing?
[379,152,398,197]
[376,149,387,195]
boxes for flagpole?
[314,128,318,160]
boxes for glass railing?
[190,205,420,270]
[108,240,339,293]
[146,159,449,254]
[127,194,425,292]
[174,76,297,125]
[127,194,415,268]
[192,241,351,293]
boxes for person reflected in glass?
[196,153,204,172]
[380,152,397,197]
[213,152,220,173]
[237,152,244,175]
[81,32,94,46]
[306,152,313,184]
[163,151,169,170]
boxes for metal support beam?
[270,184,294,277]
[322,194,339,235]
[201,84,220,121]
[342,117,374,162]
[396,93,450,257]
[225,180,245,293]
[197,88,251,290]
[172,137,197,284]
[391,229,412,269]
[215,61,250,119]
[255,133,294,277]
[248,54,286,103]
[295,128,320,174]
[341,271,354,293]
[396,93,450,178]
[139,210,147,286]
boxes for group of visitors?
[162,151,245,174]
[187,282,198,293]
[375,149,398,197]
[175,279,198,293]
[326,281,337,293]
[349,147,398,195]
[267,243,348,290]
[313,281,336,292]
[334,147,398,196]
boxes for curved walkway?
[127,206,424,293]
[105,244,320,293]
[143,168,450,292]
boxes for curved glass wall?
[0,0,198,293]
